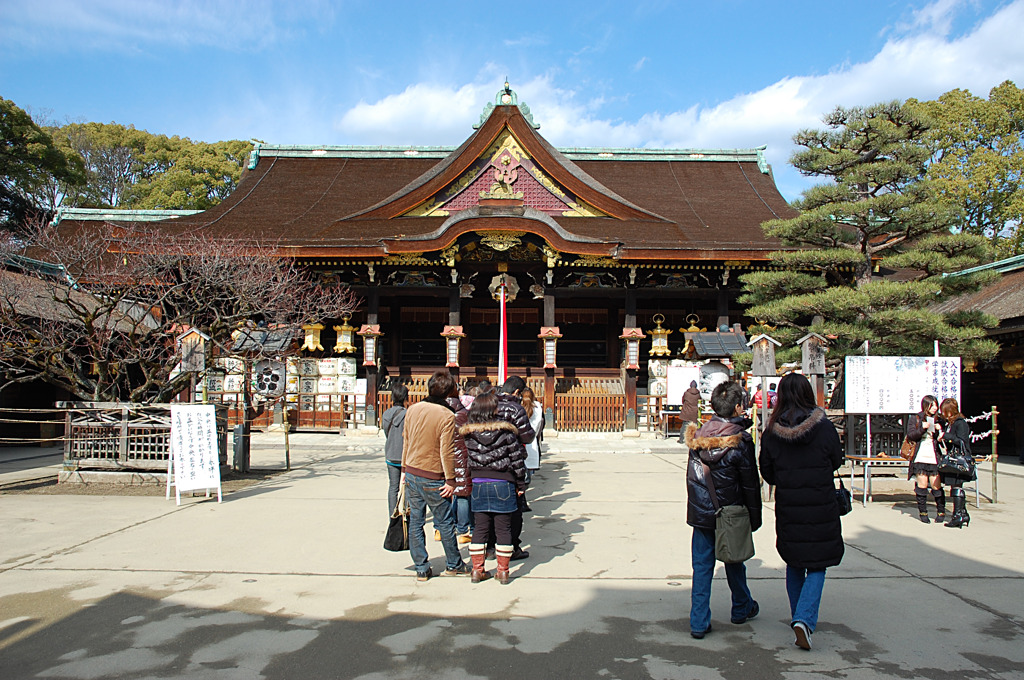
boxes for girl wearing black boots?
[906,396,945,524]
[937,398,972,529]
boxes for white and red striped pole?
[498,275,508,385]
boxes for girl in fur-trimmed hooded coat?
[459,391,528,584]
[759,373,844,651]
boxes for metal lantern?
[333,313,357,354]
[648,314,672,356]
[358,324,383,367]
[538,326,563,368]
[301,323,324,352]
[440,325,466,368]
[620,327,646,370]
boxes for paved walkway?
[1,431,1023,679]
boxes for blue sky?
[1,0,1023,202]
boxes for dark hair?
[689,380,698,389]
[427,370,456,401]
[939,397,962,422]
[477,379,493,394]
[391,383,409,407]
[501,375,526,395]
[766,373,816,432]
[710,381,745,418]
[920,394,938,414]
[769,382,777,390]
[468,391,498,424]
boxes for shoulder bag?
[701,459,755,564]
[383,483,410,552]
[835,476,852,516]
[898,437,916,461]
[937,439,977,481]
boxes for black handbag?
[938,439,977,480]
[383,485,409,552]
[835,477,852,516]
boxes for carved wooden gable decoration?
[404,130,607,219]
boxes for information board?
[666,364,701,406]
[167,404,222,504]
[844,356,961,414]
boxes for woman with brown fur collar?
[760,373,844,652]
[459,391,528,584]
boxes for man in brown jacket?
[401,369,470,581]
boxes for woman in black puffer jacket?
[458,391,527,584]
[760,373,844,652]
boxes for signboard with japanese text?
[168,404,222,503]
[844,356,961,414]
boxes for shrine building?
[56,84,799,433]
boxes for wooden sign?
[167,404,222,504]
[845,356,961,414]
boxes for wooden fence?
[60,402,228,472]
[554,394,626,432]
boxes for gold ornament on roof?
[478,231,524,252]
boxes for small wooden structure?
[60,402,228,473]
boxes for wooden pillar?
[449,286,461,382]
[543,293,556,429]
[388,299,400,367]
[717,288,729,331]
[624,289,638,430]
[365,288,380,428]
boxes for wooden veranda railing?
[554,394,626,432]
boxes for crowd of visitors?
[383,368,975,652]
[385,370,537,584]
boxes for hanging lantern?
[620,327,646,370]
[301,323,324,352]
[358,324,383,367]
[333,313,357,354]
[648,314,672,356]
[962,357,978,373]
[440,325,466,368]
[538,326,563,369]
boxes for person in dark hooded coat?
[759,372,844,652]
[684,381,762,639]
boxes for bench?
[846,453,996,507]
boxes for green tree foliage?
[55,122,251,210]
[739,101,1000,373]
[0,98,85,231]
[911,81,1024,257]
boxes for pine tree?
[738,101,1000,376]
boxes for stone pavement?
[1,431,1023,679]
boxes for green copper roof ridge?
[53,207,203,224]
[945,253,1024,277]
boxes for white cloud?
[330,0,1024,201]
[0,0,334,51]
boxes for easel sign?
[166,404,223,505]
[666,364,701,407]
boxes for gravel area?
[0,470,283,495]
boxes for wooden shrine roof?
[55,98,798,263]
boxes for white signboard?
[666,364,701,406]
[167,404,222,504]
[844,356,961,414]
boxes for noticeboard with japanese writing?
[844,356,961,414]
[170,404,221,492]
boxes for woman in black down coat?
[937,397,974,529]
[759,373,844,652]
[458,391,528,585]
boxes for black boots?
[932,488,946,523]
[945,487,971,528]
[915,487,930,523]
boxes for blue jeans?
[690,527,755,633]
[405,474,466,574]
[786,566,826,632]
[453,496,472,535]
